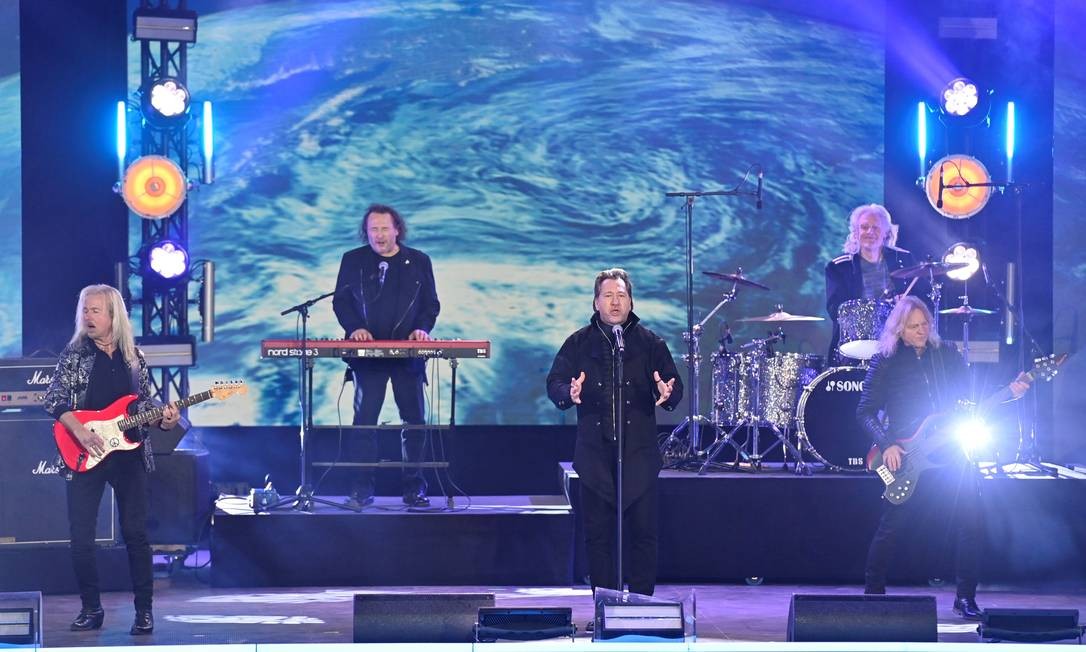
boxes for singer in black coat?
[547,286,682,595]
[333,206,440,506]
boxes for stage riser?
[210,511,573,587]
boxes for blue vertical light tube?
[202,101,214,184]
[1005,101,1015,182]
[917,101,927,182]
[116,101,127,185]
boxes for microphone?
[612,324,625,352]
[981,262,991,287]
[377,261,389,288]
[937,162,945,209]
[756,169,764,210]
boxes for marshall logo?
[32,459,63,475]
[27,369,54,386]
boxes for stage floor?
[36,573,1086,648]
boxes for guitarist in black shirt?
[856,296,1029,619]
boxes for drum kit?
[662,259,990,474]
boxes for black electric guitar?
[865,353,1067,505]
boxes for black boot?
[70,607,105,631]
[953,596,983,620]
[130,609,154,635]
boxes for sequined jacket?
[42,337,156,474]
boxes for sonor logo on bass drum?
[824,380,864,392]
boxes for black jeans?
[350,363,427,497]
[580,482,659,596]
[864,465,981,598]
[66,448,152,611]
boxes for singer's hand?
[653,370,675,406]
[348,328,374,341]
[408,329,431,341]
[570,371,586,405]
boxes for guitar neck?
[118,390,213,430]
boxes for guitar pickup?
[876,465,895,486]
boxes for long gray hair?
[876,295,941,357]
[69,285,138,365]
[841,203,899,254]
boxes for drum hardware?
[699,335,814,475]
[736,305,825,323]
[664,178,764,462]
[941,285,997,366]
[660,268,769,468]
[890,259,969,334]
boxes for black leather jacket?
[855,342,968,450]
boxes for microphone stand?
[273,289,360,512]
[613,333,625,592]
[663,170,761,463]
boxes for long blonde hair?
[841,203,899,254]
[876,296,941,357]
[69,285,138,365]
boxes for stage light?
[116,101,127,184]
[917,101,927,179]
[121,155,187,219]
[943,243,980,282]
[955,417,990,457]
[202,101,214,184]
[141,77,190,129]
[942,77,979,117]
[925,154,992,219]
[146,240,189,280]
[1006,102,1016,182]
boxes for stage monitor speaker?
[979,608,1083,643]
[0,591,42,645]
[787,594,936,642]
[0,417,116,546]
[476,606,574,642]
[353,592,494,643]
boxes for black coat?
[546,312,682,507]
[333,244,440,372]
[855,342,969,450]
[824,247,916,364]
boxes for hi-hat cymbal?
[939,305,997,316]
[890,260,970,280]
[702,270,770,290]
[737,310,824,323]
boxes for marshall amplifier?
[0,359,56,408]
[0,416,116,546]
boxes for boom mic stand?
[662,167,762,464]
[272,289,360,512]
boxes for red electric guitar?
[53,380,246,472]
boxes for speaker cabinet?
[787,594,937,642]
[980,608,1083,643]
[0,416,115,546]
[353,592,494,643]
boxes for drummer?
[825,203,916,366]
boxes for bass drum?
[795,366,872,470]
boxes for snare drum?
[760,353,822,429]
[795,366,872,469]
[711,350,765,425]
[837,298,893,360]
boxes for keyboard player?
[333,203,440,508]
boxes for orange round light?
[122,155,187,219]
[925,154,992,219]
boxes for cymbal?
[702,270,770,290]
[939,305,997,316]
[890,260,970,280]
[737,310,824,323]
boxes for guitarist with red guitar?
[855,296,1031,621]
[42,285,181,636]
